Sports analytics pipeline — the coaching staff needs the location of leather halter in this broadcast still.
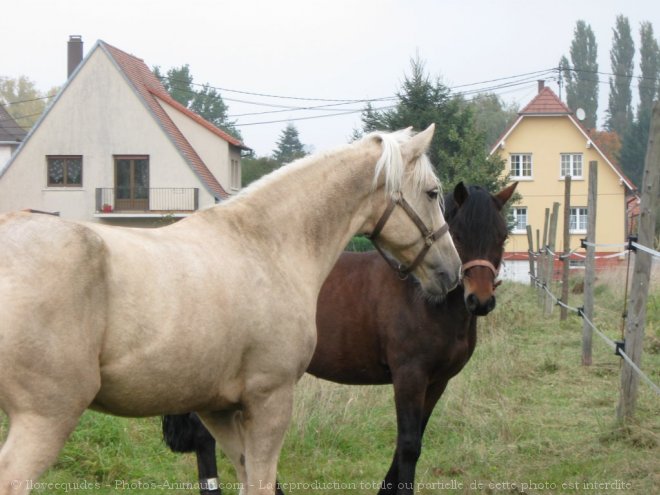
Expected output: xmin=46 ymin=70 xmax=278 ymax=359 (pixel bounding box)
xmin=461 ymin=259 xmax=501 ymax=289
xmin=369 ymin=192 xmax=450 ymax=279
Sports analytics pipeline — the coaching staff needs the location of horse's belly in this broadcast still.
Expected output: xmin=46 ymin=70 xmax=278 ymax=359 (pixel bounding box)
xmin=91 ymin=367 xmax=244 ymax=417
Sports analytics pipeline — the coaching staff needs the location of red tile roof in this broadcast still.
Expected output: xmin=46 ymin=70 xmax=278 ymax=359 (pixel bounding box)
xmin=519 ymin=87 xmax=572 ymax=115
xmin=101 ymin=41 xmax=247 ymax=200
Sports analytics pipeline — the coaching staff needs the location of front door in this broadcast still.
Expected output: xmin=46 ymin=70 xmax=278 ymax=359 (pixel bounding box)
xmin=115 ymin=157 xmax=149 ymax=211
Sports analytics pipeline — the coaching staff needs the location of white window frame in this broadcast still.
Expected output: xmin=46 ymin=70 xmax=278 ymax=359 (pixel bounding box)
xmin=230 ymin=159 xmax=240 ymax=190
xmin=569 ymin=207 xmax=588 ymax=234
xmin=510 ymin=153 xmax=533 ymax=180
xmin=511 ymin=206 xmax=528 ymax=233
xmin=560 ymin=153 xmax=583 ymax=179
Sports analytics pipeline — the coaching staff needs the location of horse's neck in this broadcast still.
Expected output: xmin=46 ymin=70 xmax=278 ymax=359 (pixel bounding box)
xmin=204 ymin=144 xmax=380 ymax=287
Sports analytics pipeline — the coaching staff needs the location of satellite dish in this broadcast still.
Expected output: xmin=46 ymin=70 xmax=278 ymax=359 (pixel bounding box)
xmin=576 ymin=108 xmax=586 ymax=121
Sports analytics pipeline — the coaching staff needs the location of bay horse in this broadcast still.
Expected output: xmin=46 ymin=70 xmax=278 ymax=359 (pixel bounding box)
xmin=0 ymin=126 xmax=462 ymax=495
xmin=162 ymin=181 xmax=517 ymax=494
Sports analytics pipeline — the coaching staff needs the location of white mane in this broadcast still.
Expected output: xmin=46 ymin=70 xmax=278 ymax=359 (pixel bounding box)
xmin=365 ymin=129 xmax=441 ymax=197
xmin=228 ymin=128 xmax=441 ymax=206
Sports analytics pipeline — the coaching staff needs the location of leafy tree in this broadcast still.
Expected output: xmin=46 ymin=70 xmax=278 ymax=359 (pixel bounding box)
xmin=589 ymin=130 xmax=622 ymax=164
xmin=360 ymin=56 xmax=506 ymax=193
xmin=153 ymin=65 xmax=241 ymax=140
xmin=0 ymin=75 xmax=57 ymax=130
xmin=619 ymin=21 xmax=659 ymax=187
xmin=467 ymin=93 xmax=519 ymax=150
xmin=241 ymin=156 xmax=282 ymax=187
xmin=637 ymin=22 xmax=660 ymax=113
xmin=154 ymin=65 xmax=194 ymax=107
xmin=560 ymin=21 xmax=599 ymax=128
xmin=606 ymin=15 xmax=635 ymax=137
xmin=272 ymin=123 xmax=308 ymax=164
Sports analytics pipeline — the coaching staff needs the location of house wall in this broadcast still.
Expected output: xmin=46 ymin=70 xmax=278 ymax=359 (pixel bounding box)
xmin=0 ymin=145 xmax=12 ymax=167
xmin=0 ymin=46 xmax=216 ymax=221
xmin=496 ymin=116 xmax=628 ymax=254
xmin=158 ymin=99 xmax=241 ymax=194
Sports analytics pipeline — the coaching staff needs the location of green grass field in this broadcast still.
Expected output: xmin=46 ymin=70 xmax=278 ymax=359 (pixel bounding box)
xmin=2 ymin=274 xmax=658 ymax=494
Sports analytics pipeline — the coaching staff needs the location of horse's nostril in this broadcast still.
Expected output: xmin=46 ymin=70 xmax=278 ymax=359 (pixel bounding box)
xmin=466 ymin=293 xmax=479 ymax=311
xmin=436 ymin=269 xmax=458 ymax=290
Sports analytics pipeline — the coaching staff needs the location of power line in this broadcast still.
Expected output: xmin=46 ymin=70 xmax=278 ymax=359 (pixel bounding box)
xmin=0 ymin=94 xmax=56 ymax=107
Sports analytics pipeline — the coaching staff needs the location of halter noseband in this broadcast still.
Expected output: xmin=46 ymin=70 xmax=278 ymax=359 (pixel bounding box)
xmin=461 ymin=259 xmax=501 ymax=289
xmin=369 ymin=192 xmax=450 ymax=279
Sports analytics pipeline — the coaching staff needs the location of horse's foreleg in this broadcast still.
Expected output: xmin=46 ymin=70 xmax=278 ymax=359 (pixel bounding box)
xmin=241 ymin=384 xmax=293 ymax=495
xmin=0 ymin=411 xmax=83 ymax=495
xmin=380 ymin=368 xmax=429 ymax=495
xmin=419 ymin=380 xmax=449 ymax=438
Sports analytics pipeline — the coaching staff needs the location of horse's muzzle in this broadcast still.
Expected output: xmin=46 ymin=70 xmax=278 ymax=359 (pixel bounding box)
xmin=465 ymin=293 xmax=496 ymax=316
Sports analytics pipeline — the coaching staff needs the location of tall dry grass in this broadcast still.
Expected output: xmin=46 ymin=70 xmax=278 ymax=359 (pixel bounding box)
xmin=1 ymin=279 xmax=658 ymax=494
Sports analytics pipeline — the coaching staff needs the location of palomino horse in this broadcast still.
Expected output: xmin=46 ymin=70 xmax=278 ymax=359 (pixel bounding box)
xmin=0 ymin=126 xmax=461 ymax=495
xmin=162 ymin=182 xmax=516 ymax=494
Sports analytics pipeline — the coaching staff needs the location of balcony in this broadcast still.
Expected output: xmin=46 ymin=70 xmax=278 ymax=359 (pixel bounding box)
xmin=95 ymin=188 xmax=199 ymax=217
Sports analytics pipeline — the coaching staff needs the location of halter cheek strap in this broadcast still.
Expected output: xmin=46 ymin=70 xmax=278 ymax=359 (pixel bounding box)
xmin=369 ymin=193 xmax=450 ymax=279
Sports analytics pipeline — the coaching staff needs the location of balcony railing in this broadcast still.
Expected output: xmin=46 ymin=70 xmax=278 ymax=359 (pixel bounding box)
xmin=95 ymin=188 xmax=199 ymax=214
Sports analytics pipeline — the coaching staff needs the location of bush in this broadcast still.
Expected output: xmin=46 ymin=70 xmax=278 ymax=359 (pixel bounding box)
xmin=345 ymin=236 xmax=374 ymax=252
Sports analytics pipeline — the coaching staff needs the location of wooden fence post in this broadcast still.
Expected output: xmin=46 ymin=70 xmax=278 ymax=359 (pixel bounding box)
xmin=560 ymin=176 xmax=572 ymax=320
xmin=617 ymin=101 xmax=660 ymax=421
xmin=544 ymin=202 xmax=560 ymax=316
xmin=539 ymin=208 xmax=550 ymax=303
xmin=526 ymin=225 xmax=535 ymax=286
xmin=582 ymin=162 xmax=598 ymax=366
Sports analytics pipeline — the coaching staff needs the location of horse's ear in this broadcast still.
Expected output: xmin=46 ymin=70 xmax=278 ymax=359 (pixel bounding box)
xmin=401 ymin=124 xmax=435 ymax=161
xmin=494 ymin=181 xmax=518 ymax=209
xmin=454 ymin=181 xmax=469 ymax=206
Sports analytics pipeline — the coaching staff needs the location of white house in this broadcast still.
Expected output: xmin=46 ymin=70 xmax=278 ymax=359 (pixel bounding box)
xmin=0 ymin=37 xmax=248 ymax=225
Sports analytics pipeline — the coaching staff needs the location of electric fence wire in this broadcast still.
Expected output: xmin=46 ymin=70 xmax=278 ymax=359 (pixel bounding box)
xmin=529 ymin=274 xmax=660 ymax=396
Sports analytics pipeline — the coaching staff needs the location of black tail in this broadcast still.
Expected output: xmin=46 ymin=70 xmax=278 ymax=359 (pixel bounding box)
xmin=162 ymin=413 xmax=212 ymax=453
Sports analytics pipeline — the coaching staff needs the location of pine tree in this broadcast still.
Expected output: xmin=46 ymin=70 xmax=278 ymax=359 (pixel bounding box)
xmin=360 ymin=56 xmax=505 ymax=192
xmin=606 ymin=15 xmax=635 ymax=136
xmin=272 ymin=123 xmax=307 ymax=164
xmin=560 ymin=21 xmax=599 ymax=129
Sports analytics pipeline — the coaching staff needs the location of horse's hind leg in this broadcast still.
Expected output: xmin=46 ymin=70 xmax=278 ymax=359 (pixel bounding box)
xmin=191 ymin=415 xmax=221 ymax=495
xmin=0 ymin=411 xmax=84 ymax=494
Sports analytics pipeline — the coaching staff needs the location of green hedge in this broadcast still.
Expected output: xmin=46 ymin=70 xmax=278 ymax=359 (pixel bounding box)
xmin=345 ymin=236 xmax=374 ymax=252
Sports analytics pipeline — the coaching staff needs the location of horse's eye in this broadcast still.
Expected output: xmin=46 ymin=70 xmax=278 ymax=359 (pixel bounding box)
xmin=427 ymin=188 xmax=439 ymax=200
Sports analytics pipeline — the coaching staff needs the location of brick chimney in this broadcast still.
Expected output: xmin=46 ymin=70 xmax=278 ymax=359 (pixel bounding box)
xmin=67 ymin=35 xmax=83 ymax=78
xmin=537 ymin=80 xmax=545 ymax=93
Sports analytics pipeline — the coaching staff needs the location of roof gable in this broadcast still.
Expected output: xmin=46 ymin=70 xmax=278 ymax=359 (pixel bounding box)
xmin=2 ymin=40 xmax=246 ymax=200
xmin=100 ymin=41 xmax=242 ymax=200
xmin=489 ymin=86 xmax=635 ymax=192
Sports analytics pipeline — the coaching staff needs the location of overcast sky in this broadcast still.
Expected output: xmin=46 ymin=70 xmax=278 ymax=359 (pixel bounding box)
xmin=2 ymin=0 xmax=659 ymax=156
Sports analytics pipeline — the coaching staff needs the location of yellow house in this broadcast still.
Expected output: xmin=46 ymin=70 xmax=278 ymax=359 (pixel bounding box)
xmin=489 ymin=81 xmax=636 ymax=274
